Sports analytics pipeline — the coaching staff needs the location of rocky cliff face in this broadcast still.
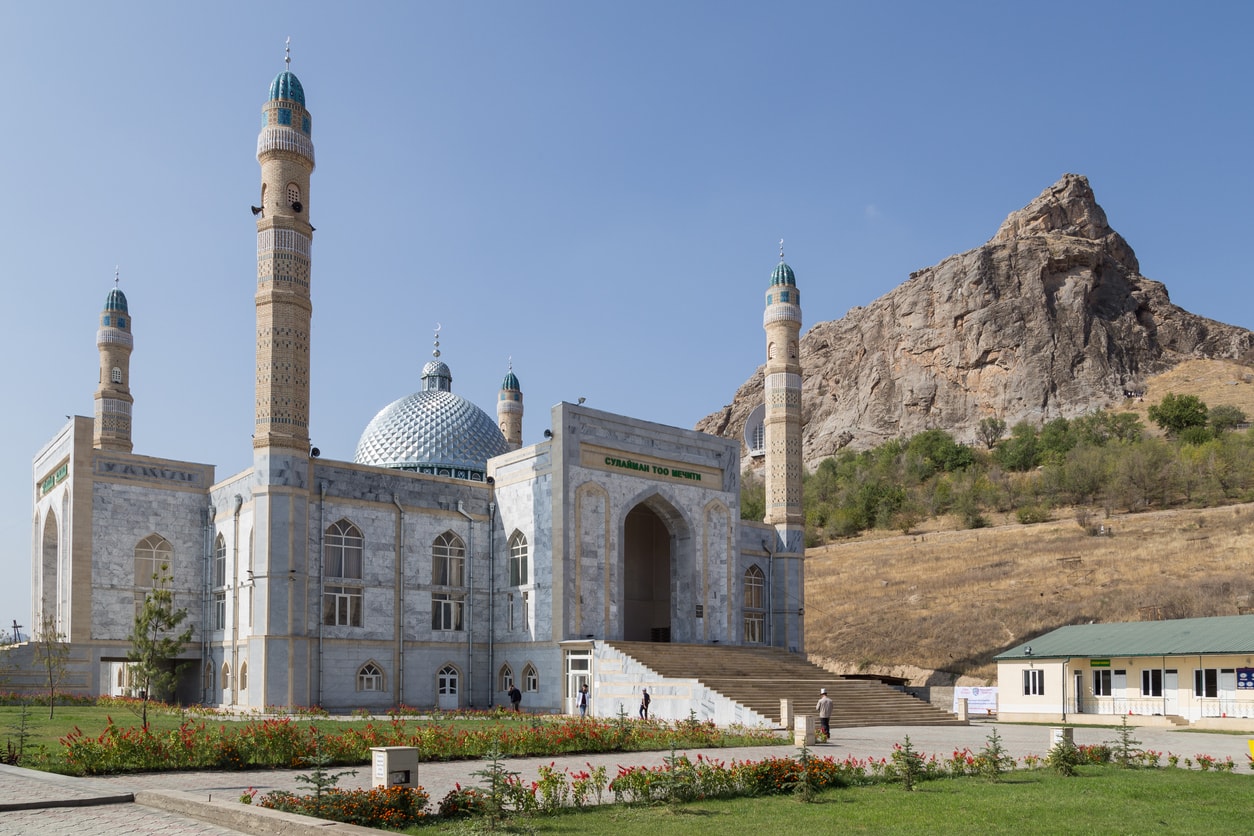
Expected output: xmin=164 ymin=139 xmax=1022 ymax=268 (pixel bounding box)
xmin=698 ymin=174 xmax=1254 ymax=464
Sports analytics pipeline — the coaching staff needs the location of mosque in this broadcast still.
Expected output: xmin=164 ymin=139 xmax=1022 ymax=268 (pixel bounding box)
xmin=28 ymin=58 xmax=806 ymax=717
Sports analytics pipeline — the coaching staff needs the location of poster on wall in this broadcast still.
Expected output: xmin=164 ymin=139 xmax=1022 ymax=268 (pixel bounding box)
xmin=1237 ymin=668 xmax=1254 ymax=690
xmin=953 ymin=686 xmax=999 ymax=714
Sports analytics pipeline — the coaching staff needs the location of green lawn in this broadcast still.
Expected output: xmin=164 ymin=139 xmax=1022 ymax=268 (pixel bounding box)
xmin=417 ymin=767 xmax=1254 ymax=835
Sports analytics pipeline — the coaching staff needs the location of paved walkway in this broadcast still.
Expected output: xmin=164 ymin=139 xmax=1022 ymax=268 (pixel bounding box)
xmin=2 ymin=721 xmax=1251 ymax=834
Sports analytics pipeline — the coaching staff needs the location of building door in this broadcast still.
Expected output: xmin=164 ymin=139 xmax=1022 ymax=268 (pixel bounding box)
xmin=623 ymin=505 xmax=671 ymax=642
xmin=1073 ymin=672 xmax=1084 ymax=714
xmin=437 ymin=665 xmax=459 ymax=710
xmin=1164 ymin=670 xmax=1179 ymax=715
xmin=565 ymin=649 xmax=591 ymax=715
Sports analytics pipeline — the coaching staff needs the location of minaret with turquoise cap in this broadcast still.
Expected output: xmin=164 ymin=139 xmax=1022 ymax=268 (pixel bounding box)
xmin=251 ymin=42 xmax=317 ymax=706
xmin=763 ymin=240 xmax=804 ymax=648
xmin=93 ymin=269 xmax=134 ymax=452
xmin=254 ymin=39 xmax=315 ymax=454
xmin=497 ymin=359 xmax=524 ymax=451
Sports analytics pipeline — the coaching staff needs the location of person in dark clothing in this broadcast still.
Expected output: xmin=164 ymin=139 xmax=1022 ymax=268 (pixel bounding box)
xmin=639 ymin=687 xmax=651 ymax=719
xmin=508 ymin=685 xmax=522 ymax=712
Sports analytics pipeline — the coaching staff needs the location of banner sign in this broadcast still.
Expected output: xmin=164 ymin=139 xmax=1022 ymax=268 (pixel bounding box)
xmin=953 ymin=686 xmax=998 ymax=714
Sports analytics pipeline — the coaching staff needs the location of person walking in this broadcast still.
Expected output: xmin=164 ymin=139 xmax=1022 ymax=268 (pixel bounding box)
xmin=508 ymin=684 xmax=522 ymax=712
xmin=639 ymin=687 xmax=651 ymax=719
xmin=577 ymin=683 xmax=589 ymax=718
xmin=816 ymin=687 xmax=833 ymax=740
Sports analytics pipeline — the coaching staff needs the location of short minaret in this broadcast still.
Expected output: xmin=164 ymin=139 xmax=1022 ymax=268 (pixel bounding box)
xmin=254 ymin=42 xmax=315 ymax=453
xmin=93 ymin=271 xmax=134 ymax=452
xmin=763 ymin=241 xmax=805 ymax=649
xmin=497 ymin=359 xmax=524 ymax=450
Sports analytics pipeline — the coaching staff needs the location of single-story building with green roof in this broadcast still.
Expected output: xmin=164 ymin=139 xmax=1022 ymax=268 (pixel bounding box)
xmin=995 ymin=614 xmax=1254 ymax=729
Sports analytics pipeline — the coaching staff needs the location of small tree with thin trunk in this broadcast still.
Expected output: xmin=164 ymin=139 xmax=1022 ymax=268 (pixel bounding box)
xmin=34 ymin=615 xmax=70 ymax=719
xmin=127 ymin=563 xmax=193 ymax=731
xmin=977 ymin=417 xmax=1007 ymax=450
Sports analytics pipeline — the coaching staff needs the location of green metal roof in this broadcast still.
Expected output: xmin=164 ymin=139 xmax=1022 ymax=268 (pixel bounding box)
xmin=995 ymin=614 xmax=1254 ymax=661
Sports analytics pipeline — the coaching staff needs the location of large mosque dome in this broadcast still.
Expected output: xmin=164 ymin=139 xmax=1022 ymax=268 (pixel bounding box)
xmin=354 ymin=354 xmax=508 ymax=482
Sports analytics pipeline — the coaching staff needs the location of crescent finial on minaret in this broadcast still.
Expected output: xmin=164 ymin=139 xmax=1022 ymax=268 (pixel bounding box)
xmin=433 ymin=323 xmax=441 ymax=359
xmin=779 ymin=238 xmax=785 ymax=262
xmin=285 ymin=37 xmax=291 ymax=70
xmin=114 ymin=265 xmax=120 ymax=287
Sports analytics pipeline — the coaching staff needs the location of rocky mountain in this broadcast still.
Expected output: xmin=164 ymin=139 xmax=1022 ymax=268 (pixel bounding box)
xmin=698 ymin=174 xmax=1254 ymax=464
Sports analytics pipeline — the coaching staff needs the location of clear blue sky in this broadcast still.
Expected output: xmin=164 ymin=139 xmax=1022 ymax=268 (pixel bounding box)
xmin=2 ymin=1 xmax=1251 ymax=631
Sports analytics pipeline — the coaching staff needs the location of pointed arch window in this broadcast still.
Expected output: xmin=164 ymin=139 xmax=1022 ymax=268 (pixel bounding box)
xmin=203 ymin=661 xmax=214 ymax=693
xmin=433 ymin=532 xmax=465 ymax=586
xmin=134 ymin=534 xmax=172 ymax=588
xmin=325 ymin=520 xmax=363 ymax=579
xmin=221 ymin=661 xmax=232 ymax=695
xmin=523 ymin=663 xmax=539 ymax=693
xmin=743 ymin=565 xmax=765 ymax=644
xmin=239 ymin=661 xmax=248 ymax=691
xmin=498 ymin=663 xmax=514 ymax=692
xmin=508 ymin=532 xmax=528 ymax=586
xmin=358 ymin=661 xmax=384 ymax=692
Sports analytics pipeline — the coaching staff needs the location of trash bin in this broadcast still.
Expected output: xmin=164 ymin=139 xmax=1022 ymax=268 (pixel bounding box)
xmin=371 ymin=746 xmax=419 ymax=789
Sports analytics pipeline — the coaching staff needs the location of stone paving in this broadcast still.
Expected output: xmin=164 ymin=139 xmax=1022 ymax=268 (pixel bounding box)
xmin=1 ymin=721 xmax=1251 ymax=835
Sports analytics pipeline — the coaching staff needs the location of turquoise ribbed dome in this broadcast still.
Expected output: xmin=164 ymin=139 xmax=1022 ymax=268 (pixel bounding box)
xmin=501 ymin=371 xmax=520 ymax=391
xmin=104 ymin=288 xmax=128 ymax=313
xmin=269 ymin=71 xmax=305 ymax=105
xmin=770 ymin=261 xmax=796 ymax=287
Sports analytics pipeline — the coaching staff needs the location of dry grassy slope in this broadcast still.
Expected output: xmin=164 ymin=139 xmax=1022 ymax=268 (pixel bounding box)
xmin=1116 ymin=358 xmax=1254 ymax=431
xmin=805 ymin=503 xmax=1254 ymax=686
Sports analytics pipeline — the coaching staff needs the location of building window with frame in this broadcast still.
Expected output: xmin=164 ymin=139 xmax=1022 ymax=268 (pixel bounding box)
xmin=432 ymin=593 xmax=464 ymax=631
xmin=506 ymin=593 xmax=515 ymax=630
xmin=221 ymin=662 xmax=232 ymax=694
xmin=743 ymin=565 xmax=765 ymax=644
xmin=433 ymin=531 xmax=465 ymax=586
xmin=358 ymin=662 xmax=384 ymax=692
xmin=213 ymin=534 xmax=227 ymax=588
xmin=1023 ymin=668 xmax=1045 ymax=696
xmin=522 ymin=591 xmax=530 ymax=631
xmin=213 ymin=591 xmax=226 ymax=631
xmin=498 ymin=664 xmax=514 ymax=692
xmin=1141 ymin=669 xmax=1163 ymax=697
xmin=239 ymin=661 xmax=248 ymax=691
xmin=508 ymin=532 xmax=528 ymax=586
xmin=111 ymin=366 xmax=123 ymax=384
xmin=134 ymin=534 xmax=172 ymax=588
xmin=1195 ymin=668 xmax=1219 ymax=698
xmin=523 ymin=663 xmax=538 ymax=693
xmin=1094 ymin=669 xmax=1113 ymax=697
xmin=203 ymin=662 xmax=214 ymax=693
xmin=323 ymin=585 xmax=363 ymax=627
xmin=325 ymin=520 xmax=363 ymax=579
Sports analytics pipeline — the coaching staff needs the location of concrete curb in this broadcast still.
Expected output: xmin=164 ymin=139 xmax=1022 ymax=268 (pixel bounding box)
xmin=135 ymin=790 xmax=383 ymax=836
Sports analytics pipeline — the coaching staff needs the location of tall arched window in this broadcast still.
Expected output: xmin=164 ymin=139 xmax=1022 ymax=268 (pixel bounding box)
xmin=508 ymin=532 xmax=528 ymax=586
xmin=432 ymin=532 xmax=466 ymax=632
xmin=523 ymin=663 xmax=539 ymax=693
xmin=323 ymin=520 xmax=364 ymax=628
xmin=134 ymin=534 xmax=172 ymax=588
xmin=213 ymin=534 xmax=227 ymax=630
xmin=743 ymin=565 xmax=765 ymax=644
xmin=239 ymin=661 xmax=248 ymax=691
xmin=221 ymin=661 xmax=232 ymax=695
xmin=498 ymin=664 xmax=514 ymax=692
xmin=203 ymin=661 xmax=214 ymax=693
xmin=286 ymin=182 xmax=301 ymax=209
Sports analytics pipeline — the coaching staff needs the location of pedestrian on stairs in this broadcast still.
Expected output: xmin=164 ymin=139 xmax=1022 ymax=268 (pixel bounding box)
xmin=639 ymin=687 xmax=651 ymax=719
xmin=816 ymin=688 xmax=833 ymax=740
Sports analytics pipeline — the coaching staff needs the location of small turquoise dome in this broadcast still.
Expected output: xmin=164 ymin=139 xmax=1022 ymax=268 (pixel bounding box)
xmin=770 ymin=261 xmax=796 ymax=287
xmin=501 ymin=371 xmax=521 ymax=391
xmin=104 ymin=287 xmax=128 ymax=313
xmin=269 ymin=71 xmax=305 ymax=106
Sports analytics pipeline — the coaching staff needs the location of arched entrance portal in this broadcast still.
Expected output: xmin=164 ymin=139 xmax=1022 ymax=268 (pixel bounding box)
xmin=623 ymin=505 xmax=672 ymax=641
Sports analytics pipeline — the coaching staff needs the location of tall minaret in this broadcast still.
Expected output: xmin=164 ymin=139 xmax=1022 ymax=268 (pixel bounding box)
xmin=93 ymin=271 xmax=134 ymax=452
xmin=254 ymin=41 xmax=315 ymax=454
xmin=251 ymin=45 xmax=317 ymax=708
xmin=763 ymin=241 xmax=804 ymax=648
xmin=497 ymin=359 xmax=524 ymax=451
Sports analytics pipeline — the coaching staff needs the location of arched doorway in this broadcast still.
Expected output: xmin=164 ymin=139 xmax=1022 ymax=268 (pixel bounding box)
xmin=41 ymin=511 xmax=58 ymax=623
xmin=623 ymin=505 xmax=672 ymax=641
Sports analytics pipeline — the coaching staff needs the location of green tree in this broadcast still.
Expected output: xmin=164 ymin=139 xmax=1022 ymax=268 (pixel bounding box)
xmin=995 ymin=421 xmax=1040 ymax=471
xmin=1147 ymin=393 xmax=1208 ymax=437
xmin=976 ymin=417 xmax=1006 ymax=450
xmin=1037 ymin=417 xmax=1076 ymax=465
xmin=1208 ymin=404 xmax=1247 ymax=434
xmin=739 ymin=470 xmax=765 ymax=521
xmin=128 ymin=563 xmax=193 ymax=731
xmin=33 ymin=615 xmax=70 ymax=719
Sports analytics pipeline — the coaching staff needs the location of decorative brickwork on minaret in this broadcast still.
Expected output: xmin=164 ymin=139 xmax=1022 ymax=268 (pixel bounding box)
xmin=254 ymin=52 xmax=315 ymax=453
xmin=763 ymin=243 xmax=803 ymax=530
xmin=93 ymin=277 xmax=134 ymax=452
